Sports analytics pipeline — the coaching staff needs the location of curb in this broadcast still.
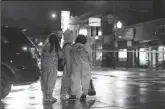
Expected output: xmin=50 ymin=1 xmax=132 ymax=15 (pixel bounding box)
xmin=92 ymin=67 xmax=165 ymax=73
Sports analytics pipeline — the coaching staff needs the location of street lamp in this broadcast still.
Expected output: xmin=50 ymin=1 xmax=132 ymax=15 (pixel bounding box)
xmin=51 ymin=13 xmax=56 ymax=19
xmin=116 ymin=21 xmax=122 ymax=29
xmin=38 ymin=42 xmax=43 ymax=47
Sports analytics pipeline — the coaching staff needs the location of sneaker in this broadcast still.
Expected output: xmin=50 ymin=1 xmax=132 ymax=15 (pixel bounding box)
xmin=80 ymin=94 xmax=86 ymax=100
xmin=50 ymin=96 xmax=57 ymax=102
xmin=43 ymin=95 xmax=57 ymax=103
xmin=43 ymin=98 xmax=57 ymax=103
xmin=69 ymin=95 xmax=77 ymax=100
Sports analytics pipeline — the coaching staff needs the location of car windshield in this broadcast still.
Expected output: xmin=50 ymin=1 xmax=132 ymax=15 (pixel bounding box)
xmin=1 ymin=27 xmax=32 ymax=46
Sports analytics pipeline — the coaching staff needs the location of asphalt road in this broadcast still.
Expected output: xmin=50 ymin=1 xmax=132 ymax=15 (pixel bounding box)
xmin=1 ymin=69 xmax=165 ymax=109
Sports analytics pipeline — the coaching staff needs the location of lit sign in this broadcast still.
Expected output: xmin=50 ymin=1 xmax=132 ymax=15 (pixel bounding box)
xmin=88 ymin=18 xmax=101 ymax=27
xmin=123 ymin=28 xmax=135 ymax=40
xmin=79 ymin=28 xmax=87 ymax=36
xmin=61 ymin=11 xmax=70 ymax=32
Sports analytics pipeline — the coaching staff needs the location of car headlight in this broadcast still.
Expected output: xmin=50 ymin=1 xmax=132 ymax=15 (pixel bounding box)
xmin=21 ymin=46 xmax=28 ymax=52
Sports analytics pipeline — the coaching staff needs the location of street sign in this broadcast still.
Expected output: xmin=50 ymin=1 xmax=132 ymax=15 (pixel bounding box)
xmin=89 ymin=18 xmax=101 ymax=27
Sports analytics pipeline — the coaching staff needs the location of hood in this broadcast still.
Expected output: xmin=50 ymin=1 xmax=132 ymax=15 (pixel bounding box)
xmin=73 ymin=43 xmax=87 ymax=52
xmin=63 ymin=29 xmax=75 ymax=44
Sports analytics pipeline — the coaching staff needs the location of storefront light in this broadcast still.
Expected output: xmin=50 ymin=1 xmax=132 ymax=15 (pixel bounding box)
xmin=79 ymin=28 xmax=87 ymax=36
xmin=118 ymin=36 xmax=122 ymax=38
xmin=95 ymin=36 xmax=99 ymax=39
xmin=98 ymin=30 xmax=102 ymax=36
xmin=139 ymin=48 xmax=149 ymax=66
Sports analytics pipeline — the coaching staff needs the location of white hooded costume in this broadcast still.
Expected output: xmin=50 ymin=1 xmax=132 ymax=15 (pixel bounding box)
xmin=70 ymin=41 xmax=92 ymax=96
xmin=60 ymin=29 xmax=75 ymax=99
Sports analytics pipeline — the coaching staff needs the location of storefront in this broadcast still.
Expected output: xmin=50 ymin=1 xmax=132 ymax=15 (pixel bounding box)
xmin=115 ymin=42 xmax=165 ymax=69
xmin=138 ymin=47 xmax=149 ymax=67
xmin=134 ymin=45 xmax=165 ymax=69
xmin=76 ymin=17 xmax=103 ymax=67
xmin=115 ymin=18 xmax=165 ymax=69
xmin=158 ymin=46 xmax=165 ymax=68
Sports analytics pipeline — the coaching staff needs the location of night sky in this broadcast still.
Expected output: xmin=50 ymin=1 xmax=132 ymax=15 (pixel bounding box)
xmin=1 ymin=1 xmax=164 ymax=33
xmin=1 ymin=1 xmax=107 ymax=30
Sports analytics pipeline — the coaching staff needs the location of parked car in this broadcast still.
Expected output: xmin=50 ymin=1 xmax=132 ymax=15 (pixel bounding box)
xmin=1 ymin=26 xmax=41 ymax=99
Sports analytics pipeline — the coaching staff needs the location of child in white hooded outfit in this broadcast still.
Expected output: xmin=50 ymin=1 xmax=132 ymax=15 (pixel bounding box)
xmin=60 ymin=29 xmax=75 ymax=99
xmin=69 ymin=34 xmax=92 ymax=100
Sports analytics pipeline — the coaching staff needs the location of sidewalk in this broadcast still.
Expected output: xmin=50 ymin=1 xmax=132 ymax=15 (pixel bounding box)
xmin=57 ymin=68 xmax=165 ymax=83
xmin=92 ymin=67 xmax=165 ymax=73
xmin=91 ymin=67 xmax=165 ymax=83
xmin=58 ymin=67 xmax=165 ymax=78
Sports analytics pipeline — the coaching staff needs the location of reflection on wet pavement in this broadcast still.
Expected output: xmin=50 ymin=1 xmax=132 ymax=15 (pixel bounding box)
xmin=1 ymin=70 xmax=165 ymax=109
xmin=43 ymin=100 xmax=96 ymax=109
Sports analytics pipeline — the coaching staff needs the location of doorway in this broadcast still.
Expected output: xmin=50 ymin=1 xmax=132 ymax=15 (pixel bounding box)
xmin=151 ymin=49 xmax=157 ymax=68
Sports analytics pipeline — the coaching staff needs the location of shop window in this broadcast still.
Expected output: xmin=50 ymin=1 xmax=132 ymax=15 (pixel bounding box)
xmin=96 ymin=45 xmax=102 ymax=61
xmin=79 ymin=28 xmax=87 ymax=36
xmin=164 ymin=47 xmax=165 ymax=61
xmin=139 ymin=48 xmax=149 ymax=66
xmin=96 ymin=51 xmax=102 ymax=61
xmin=158 ymin=46 xmax=165 ymax=61
xmin=118 ymin=49 xmax=127 ymax=61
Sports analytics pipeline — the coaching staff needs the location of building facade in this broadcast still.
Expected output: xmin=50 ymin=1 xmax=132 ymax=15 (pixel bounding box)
xmin=116 ymin=18 xmax=165 ymax=69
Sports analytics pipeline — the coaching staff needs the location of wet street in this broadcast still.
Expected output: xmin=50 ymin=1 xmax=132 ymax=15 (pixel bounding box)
xmin=1 ymin=69 xmax=165 ymax=109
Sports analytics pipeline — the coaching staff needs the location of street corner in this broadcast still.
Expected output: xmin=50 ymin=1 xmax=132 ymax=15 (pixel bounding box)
xmin=1 ymin=74 xmax=165 ymax=109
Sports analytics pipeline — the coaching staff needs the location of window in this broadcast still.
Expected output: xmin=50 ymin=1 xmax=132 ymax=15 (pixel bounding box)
xmin=96 ymin=44 xmax=102 ymax=61
xmin=139 ymin=48 xmax=149 ymax=66
xmin=2 ymin=28 xmax=31 ymax=46
xmin=1 ymin=35 xmax=9 ymax=43
xmin=79 ymin=28 xmax=87 ymax=36
xmin=164 ymin=47 xmax=165 ymax=61
xmin=118 ymin=49 xmax=127 ymax=61
xmin=158 ymin=46 xmax=165 ymax=61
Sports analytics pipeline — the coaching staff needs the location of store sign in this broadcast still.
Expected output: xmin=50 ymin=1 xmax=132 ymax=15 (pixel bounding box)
xmin=123 ymin=28 xmax=135 ymax=40
xmin=61 ymin=11 xmax=70 ymax=32
xmin=127 ymin=41 xmax=132 ymax=47
xmin=79 ymin=28 xmax=87 ymax=36
xmin=88 ymin=18 xmax=101 ymax=27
